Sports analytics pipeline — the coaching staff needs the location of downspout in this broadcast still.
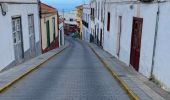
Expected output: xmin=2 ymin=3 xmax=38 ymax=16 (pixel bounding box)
xmin=102 ymin=0 xmax=106 ymax=49
xmin=57 ymin=11 xmax=60 ymax=46
xmin=38 ymin=0 xmax=43 ymax=54
xmin=150 ymin=1 xmax=160 ymax=80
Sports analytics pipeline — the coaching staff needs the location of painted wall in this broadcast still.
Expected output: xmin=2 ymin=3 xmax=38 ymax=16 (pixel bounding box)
xmin=0 ymin=3 xmax=40 ymax=70
xmin=102 ymin=1 xmax=170 ymax=91
xmin=63 ymin=11 xmax=77 ymax=25
xmin=41 ymin=14 xmax=59 ymax=51
xmin=103 ymin=2 xmax=157 ymax=77
xmin=82 ymin=4 xmax=91 ymax=42
xmin=59 ymin=22 xmax=65 ymax=46
xmin=153 ymin=2 xmax=170 ymax=91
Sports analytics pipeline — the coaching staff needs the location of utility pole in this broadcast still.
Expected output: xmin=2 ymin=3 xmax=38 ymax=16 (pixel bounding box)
xmin=62 ymin=9 xmax=65 ymax=20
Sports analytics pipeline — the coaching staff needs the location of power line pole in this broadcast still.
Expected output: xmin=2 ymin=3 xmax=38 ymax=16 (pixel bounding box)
xmin=62 ymin=9 xmax=65 ymax=19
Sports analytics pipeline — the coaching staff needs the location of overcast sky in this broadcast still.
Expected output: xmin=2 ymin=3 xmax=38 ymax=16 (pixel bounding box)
xmin=41 ymin=0 xmax=89 ymax=12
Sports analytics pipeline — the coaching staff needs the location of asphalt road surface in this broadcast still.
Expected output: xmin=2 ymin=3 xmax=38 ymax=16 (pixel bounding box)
xmin=0 ymin=38 xmax=130 ymax=100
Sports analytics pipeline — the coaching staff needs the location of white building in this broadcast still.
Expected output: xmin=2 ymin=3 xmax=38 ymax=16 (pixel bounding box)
xmin=59 ymin=18 xmax=65 ymax=46
xmin=0 ymin=0 xmax=41 ymax=71
xmin=88 ymin=0 xmax=170 ymax=91
xmin=90 ymin=0 xmax=104 ymax=47
xmin=62 ymin=10 xmax=77 ymax=25
xmin=82 ymin=4 xmax=91 ymax=42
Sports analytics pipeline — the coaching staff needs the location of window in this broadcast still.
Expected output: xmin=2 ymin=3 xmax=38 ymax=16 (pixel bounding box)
xmin=12 ymin=18 xmax=22 ymax=44
xmin=28 ymin=14 xmax=34 ymax=36
xmin=52 ymin=17 xmax=56 ymax=40
xmin=70 ymin=18 xmax=73 ymax=21
xmin=107 ymin=12 xmax=110 ymax=31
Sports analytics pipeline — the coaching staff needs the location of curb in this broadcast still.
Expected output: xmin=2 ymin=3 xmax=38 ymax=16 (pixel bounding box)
xmin=0 ymin=44 xmax=70 ymax=93
xmin=88 ymin=43 xmax=139 ymax=100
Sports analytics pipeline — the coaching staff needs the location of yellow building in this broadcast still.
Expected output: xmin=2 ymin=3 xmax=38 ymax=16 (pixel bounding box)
xmin=76 ymin=5 xmax=83 ymax=39
xmin=40 ymin=3 xmax=59 ymax=53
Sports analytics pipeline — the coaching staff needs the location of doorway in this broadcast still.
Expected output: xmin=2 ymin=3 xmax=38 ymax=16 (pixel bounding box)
xmin=46 ymin=20 xmax=50 ymax=48
xmin=28 ymin=14 xmax=36 ymax=57
xmin=100 ymin=29 xmax=103 ymax=47
xmin=12 ymin=17 xmax=24 ymax=63
xmin=130 ymin=17 xmax=143 ymax=71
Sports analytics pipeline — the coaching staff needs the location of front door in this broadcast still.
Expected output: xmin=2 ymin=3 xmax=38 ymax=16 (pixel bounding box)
xmin=12 ymin=17 xmax=24 ymax=63
xmin=46 ymin=20 xmax=50 ymax=48
xmin=60 ymin=29 xmax=62 ymax=46
xmin=130 ymin=17 xmax=143 ymax=71
xmin=28 ymin=15 xmax=36 ymax=57
xmin=100 ymin=29 xmax=103 ymax=47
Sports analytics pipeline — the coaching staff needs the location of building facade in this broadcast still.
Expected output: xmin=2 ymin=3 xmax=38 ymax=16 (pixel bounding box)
xmin=82 ymin=4 xmax=91 ymax=42
xmin=63 ymin=11 xmax=77 ymax=35
xmin=76 ymin=5 xmax=83 ymax=39
xmin=40 ymin=3 xmax=60 ymax=53
xmin=59 ymin=17 xmax=65 ymax=47
xmin=0 ymin=0 xmax=41 ymax=71
xmin=86 ymin=0 xmax=170 ymax=91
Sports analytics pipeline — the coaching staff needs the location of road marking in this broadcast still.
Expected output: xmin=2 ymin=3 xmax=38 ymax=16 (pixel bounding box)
xmin=88 ymin=43 xmax=139 ymax=100
xmin=0 ymin=45 xmax=70 ymax=93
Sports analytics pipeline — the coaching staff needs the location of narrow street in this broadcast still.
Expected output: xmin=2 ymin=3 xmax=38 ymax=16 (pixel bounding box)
xmin=0 ymin=38 xmax=129 ymax=100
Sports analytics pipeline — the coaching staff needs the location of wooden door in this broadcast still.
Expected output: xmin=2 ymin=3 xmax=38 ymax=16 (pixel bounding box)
xmin=12 ymin=17 xmax=24 ymax=63
xmin=60 ymin=29 xmax=62 ymax=46
xmin=28 ymin=14 xmax=36 ymax=57
xmin=46 ymin=20 xmax=50 ymax=48
xmin=130 ymin=17 xmax=143 ymax=71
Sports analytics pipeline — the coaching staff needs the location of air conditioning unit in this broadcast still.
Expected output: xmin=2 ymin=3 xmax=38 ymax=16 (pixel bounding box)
xmin=139 ymin=0 xmax=154 ymax=2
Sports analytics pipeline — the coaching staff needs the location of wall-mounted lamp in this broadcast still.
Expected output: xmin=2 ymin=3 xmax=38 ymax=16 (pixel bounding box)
xmin=0 ymin=3 xmax=8 ymax=16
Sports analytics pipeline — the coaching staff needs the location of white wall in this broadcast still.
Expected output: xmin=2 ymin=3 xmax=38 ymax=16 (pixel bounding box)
xmin=0 ymin=3 xmax=40 ymax=70
xmin=153 ymin=2 xmax=170 ymax=91
xmin=103 ymin=2 xmax=158 ymax=78
xmin=59 ymin=22 xmax=65 ymax=46
xmin=82 ymin=4 xmax=91 ymax=42
xmin=63 ymin=11 xmax=77 ymax=25
xmin=103 ymin=1 xmax=170 ymax=91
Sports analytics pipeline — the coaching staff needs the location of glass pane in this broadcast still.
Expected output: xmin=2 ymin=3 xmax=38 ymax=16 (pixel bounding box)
xmin=17 ymin=31 xmax=21 ymax=41
xmin=12 ymin=21 xmax=15 ymax=32
xmin=13 ymin=32 xmax=17 ymax=43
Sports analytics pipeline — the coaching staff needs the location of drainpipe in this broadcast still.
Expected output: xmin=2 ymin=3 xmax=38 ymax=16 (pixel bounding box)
xmin=150 ymin=1 xmax=160 ymax=80
xmin=38 ymin=0 xmax=43 ymax=54
xmin=102 ymin=0 xmax=106 ymax=49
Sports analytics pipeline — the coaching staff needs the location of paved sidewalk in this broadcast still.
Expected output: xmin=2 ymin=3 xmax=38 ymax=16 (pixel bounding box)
xmin=0 ymin=42 xmax=69 ymax=93
xmin=88 ymin=42 xmax=170 ymax=100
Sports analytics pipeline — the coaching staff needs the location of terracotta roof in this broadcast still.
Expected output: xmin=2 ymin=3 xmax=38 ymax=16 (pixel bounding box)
xmin=40 ymin=3 xmax=57 ymax=14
